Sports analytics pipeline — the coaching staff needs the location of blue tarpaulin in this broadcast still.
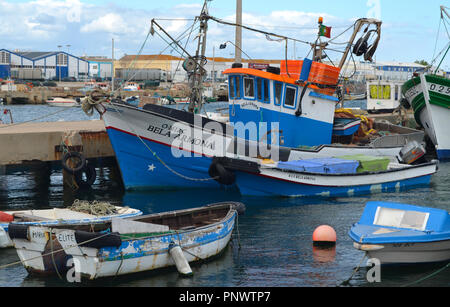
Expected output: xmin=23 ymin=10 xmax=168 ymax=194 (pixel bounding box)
xmin=277 ymin=158 xmax=359 ymax=174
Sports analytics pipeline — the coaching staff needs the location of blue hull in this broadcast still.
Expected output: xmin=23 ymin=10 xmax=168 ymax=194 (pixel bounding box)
xmin=436 ymin=149 xmax=450 ymax=160
xmin=106 ymin=127 xmax=222 ymax=190
xmin=234 ymin=172 xmax=433 ymax=197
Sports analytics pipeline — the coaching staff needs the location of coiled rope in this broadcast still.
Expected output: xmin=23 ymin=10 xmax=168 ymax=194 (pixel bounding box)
xmin=68 ymin=199 xmax=121 ymax=216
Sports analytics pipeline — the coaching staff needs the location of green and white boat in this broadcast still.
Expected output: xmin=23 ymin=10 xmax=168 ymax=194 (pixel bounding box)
xmin=401 ymin=6 xmax=450 ymax=160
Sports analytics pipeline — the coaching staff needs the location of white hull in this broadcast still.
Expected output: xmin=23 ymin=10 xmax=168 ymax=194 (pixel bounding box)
xmin=354 ymin=240 xmax=450 ymax=265
xmin=418 ymin=102 xmax=450 ymax=155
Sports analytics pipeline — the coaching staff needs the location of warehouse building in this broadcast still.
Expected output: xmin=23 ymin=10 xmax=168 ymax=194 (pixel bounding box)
xmin=0 ymin=48 xmax=90 ymax=80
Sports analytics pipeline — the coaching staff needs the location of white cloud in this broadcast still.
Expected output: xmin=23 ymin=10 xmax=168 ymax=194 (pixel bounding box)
xmin=81 ymin=13 xmax=130 ymax=34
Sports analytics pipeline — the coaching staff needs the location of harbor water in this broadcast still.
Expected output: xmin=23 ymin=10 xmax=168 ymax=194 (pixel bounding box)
xmin=0 ymin=103 xmax=449 ymax=287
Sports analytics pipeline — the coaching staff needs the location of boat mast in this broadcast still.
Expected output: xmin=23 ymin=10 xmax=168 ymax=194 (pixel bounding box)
xmin=188 ymin=0 xmax=209 ymax=113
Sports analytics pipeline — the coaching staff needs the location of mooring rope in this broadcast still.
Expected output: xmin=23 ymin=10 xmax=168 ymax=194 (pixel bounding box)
xmin=83 ymin=94 xmax=220 ymax=182
xmin=401 ymin=262 xmax=450 ymax=287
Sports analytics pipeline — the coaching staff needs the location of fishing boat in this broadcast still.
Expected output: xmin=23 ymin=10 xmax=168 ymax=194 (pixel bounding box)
xmin=123 ymin=82 xmax=140 ymax=91
xmin=366 ymin=79 xmax=404 ymax=113
xmin=46 ymin=97 xmax=80 ymax=107
xmin=82 ymin=2 xmax=425 ymax=191
xmin=9 ymin=202 xmax=243 ymax=278
xmin=0 ymin=203 xmax=142 ymax=248
xmin=401 ymin=6 xmax=450 ymax=160
xmin=349 ymin=201 xmax=450 ymax=265
xmin=210 ymin=155 xmax=438 ymax=197
xmin=332 ymin=118 xmax=361 ymax=137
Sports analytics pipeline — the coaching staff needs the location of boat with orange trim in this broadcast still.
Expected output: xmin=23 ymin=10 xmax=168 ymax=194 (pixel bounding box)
xmin=82 ymin=2 xmax=426 ymax=191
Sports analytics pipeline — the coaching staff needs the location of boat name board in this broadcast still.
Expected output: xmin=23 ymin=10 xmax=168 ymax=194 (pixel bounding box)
xmin=429 ymin=83 xmax=450 ymax=96
xmin=404 ymin=82 xmax=450 ymax=103
xmin=29 ymin=227 xmax=49 ymax=243
xmin=287 ymin=173 xmax=317 ymax=182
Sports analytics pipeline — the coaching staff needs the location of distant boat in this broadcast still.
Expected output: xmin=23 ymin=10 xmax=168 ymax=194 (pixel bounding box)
xmin=9 ymin=202 xmax=242 ymax=278
xmin=46 ymin=97 xmax=80 ymax=107
xmin=0 ymin=206 xmax=142 ymax=248
xmin=332 ymin=117 xmax=361 ymax=137
xmin=123 ymin=83 xmax=140 ymax=91
xmin=366 ymin=79 xmax=404 ymax=113
xmin=349 ymin=201 xmax=450 ymax=265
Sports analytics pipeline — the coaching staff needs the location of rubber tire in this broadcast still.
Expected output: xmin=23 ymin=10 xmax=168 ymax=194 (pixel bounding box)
xmin=62 ymin=152 xmax=86 ymax=174
xmin=209 ymin=162 xmax=235 ymax=186
xmin=8 ymin=224 xmax=29 ymax=240
xmin=74 ymin=162 xmax=97 ymax=188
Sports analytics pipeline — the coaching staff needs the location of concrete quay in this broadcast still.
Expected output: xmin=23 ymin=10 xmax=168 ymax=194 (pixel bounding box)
xmin=0 ymin=120 xmax=114 ymax=167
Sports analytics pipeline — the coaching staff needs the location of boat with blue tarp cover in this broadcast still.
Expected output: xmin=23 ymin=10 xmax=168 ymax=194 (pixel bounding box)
xmin=349 ymin=201 xmax=450 ymax=265
xmin=211 ymin=156 xmax=438 ymax=197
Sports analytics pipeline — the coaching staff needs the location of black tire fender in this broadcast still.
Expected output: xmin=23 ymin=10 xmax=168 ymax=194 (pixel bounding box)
xmin=62 ymin=152 xmax=86 ymax=174
xmin=75 ymin=231 xmax=122 ymax=249
xmin=8 ymin=224 xmax=29 ymax=240
xmin=208 ymin=162 xmax=235 ymax=186
xmin=74 ymin=162 xmax=97 ymax=188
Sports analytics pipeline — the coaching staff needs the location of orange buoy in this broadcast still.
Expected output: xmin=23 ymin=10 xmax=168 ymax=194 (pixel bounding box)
xmin=312 ymin=225 xmax=337 ymax=247
xmin=0 ymin=211 xmax=14 ymax=223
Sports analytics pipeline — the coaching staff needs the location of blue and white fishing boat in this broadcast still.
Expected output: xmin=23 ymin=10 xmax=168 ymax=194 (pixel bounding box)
xmin=332 ymin=118 xmax=362 ymax=137
xmin=10 ymin=202 xmax=242 ymax=278
xmin=83 ymin=3 xmax=424 ymax=191
xmin=0 ymin=205 xmax=142 ymax=248
xmin=349 ymin=201 xmax=450 ymax=265
xmin=211 ymin=156 xmax=438 ymax=197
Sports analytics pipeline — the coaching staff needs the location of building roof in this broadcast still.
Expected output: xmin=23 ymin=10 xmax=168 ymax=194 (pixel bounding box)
xmin=15 ymin=51 xmax=56 ymax=60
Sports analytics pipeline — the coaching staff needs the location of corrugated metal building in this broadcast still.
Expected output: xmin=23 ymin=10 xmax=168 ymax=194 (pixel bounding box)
xmin=0 ymin=49 xmax=90 ymax=80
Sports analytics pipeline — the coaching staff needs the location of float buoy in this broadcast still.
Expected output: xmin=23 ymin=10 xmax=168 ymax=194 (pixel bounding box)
xmin=312 ymin=225 xmax=337 ymax=247
xmin=0 ymin=211 xmax=14 ymax=223
xmin=169 ymin=242 xmax=193 ymax=277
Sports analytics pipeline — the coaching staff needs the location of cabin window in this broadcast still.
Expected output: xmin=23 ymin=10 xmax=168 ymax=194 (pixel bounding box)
xmin=229 ymin=76 xmax=236 ymax=99
xmin=257 ymin=78 xmax=263 ymax=101
xmin=370 ymin=85 xmax=391 ymax=100
xmin=284 ymin=85 xmax=297 ymax=108
xmin=374 ymin=207 xmax=429 ymax=231
xmin=264 ymin=79 xmax=270 ymax=103
xmin=244 ymin=77 xmax=255 ymax=99
xmin=256 ymin=78 xmax=270 ymax=103
xmin=228 ymin=76 xmax=242 ymax=99
xmin=274 ymin=82 xmax=283 ymax=106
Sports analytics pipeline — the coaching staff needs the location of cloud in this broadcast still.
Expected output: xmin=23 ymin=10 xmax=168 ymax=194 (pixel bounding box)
xmin=81 ymin=13 xmax=130 ymax=34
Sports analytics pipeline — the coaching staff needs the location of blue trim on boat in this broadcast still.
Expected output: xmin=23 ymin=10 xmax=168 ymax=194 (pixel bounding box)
xmin=309 ymin=91 xmax=339 ymax=102
xmin=234 ymin=171 xmax=433 ymax=197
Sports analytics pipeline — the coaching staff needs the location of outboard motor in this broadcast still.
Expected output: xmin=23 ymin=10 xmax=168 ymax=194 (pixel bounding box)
xmin=398 ymin=141 xmax=426 ymax=164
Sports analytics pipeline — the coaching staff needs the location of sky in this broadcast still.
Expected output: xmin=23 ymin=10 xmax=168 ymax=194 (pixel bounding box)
xmin=0 ymin=0 xmax=449 ymax=70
